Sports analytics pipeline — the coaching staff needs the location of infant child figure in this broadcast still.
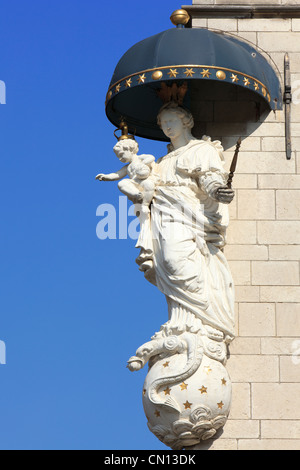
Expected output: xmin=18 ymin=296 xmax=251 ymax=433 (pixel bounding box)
xmin=96 ymin=138 xmax=156 ymax=216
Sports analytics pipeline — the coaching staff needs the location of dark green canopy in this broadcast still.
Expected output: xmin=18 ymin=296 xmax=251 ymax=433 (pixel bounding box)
xmin=106 ymin=26 xmax=282 ymax=141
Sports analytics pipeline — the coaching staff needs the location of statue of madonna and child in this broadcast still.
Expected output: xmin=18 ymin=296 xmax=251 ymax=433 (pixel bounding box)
xmin=96 ymin=101 xmax=236 ymax=450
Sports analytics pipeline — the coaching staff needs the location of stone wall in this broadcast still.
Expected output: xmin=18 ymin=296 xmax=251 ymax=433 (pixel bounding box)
xmin=189 ymin=0 xmax=300 ymax=450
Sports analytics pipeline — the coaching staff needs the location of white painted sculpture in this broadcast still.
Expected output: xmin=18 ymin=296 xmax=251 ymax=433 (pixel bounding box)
xmin=97 ymin=102 xmax=235 ymax=450
xmin=96 ymin=138 xmax=156 ymax=210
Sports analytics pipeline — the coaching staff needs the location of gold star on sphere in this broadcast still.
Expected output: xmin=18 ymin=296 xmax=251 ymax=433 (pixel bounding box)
xmin=184 ymin=401 xmax=192 ymax=409
xmin=180 ymin=382 xmax=188 ymax=391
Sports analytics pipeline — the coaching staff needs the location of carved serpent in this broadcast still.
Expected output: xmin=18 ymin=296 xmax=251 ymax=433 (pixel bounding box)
xmin=147 ymin=332 xmax=204 ymax=413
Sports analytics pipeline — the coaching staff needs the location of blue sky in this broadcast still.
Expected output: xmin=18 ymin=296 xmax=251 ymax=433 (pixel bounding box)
xmin=0 ymin=0 xmax=187 ymax=450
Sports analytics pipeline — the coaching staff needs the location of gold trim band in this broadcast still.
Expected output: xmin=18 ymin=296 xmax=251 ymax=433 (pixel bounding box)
xmin=106 ymin=64 xmax=272 ymax=104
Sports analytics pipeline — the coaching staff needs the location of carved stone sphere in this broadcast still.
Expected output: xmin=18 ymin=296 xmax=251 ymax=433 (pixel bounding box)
xmin=142 ymin=353 xmax=232 ymax=450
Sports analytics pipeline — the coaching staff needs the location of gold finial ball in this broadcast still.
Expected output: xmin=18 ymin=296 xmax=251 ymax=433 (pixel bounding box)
xmin=170 ymin=9 xmax=190 ymax=27
xmin=216 ymin=70 xmax=226 ymax=80
xmin=152 ymin=70 xmax=163 ymax=81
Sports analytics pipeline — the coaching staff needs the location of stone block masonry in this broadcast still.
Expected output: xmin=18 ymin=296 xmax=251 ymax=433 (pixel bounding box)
xmin=190 ymin=0 xmax=300 ymax=450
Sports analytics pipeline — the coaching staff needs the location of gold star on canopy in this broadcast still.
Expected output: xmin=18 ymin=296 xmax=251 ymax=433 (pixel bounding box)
xmin=243 ymin=77 xmax=250 ymax=86
xmin=231 ymin=74 xmax=239 ymax=83
xmin=164 ymin=387 xmax=171 ymax=395
xmin=143 ymin=389 xmax=146 ymax=396
xmin=184 ymin=401 xmax=192 ymax=410
xmin=253 ymin=81 xmax=259 ymax=91
xmin=138 ymin=74 xmax=146 ymax=84
xmin=201 ymin=69 xmax=211 ymax=78
xmin=221 ymin=378 xmax=227 ymax=386
xmin=125 ymin=78 xmax=132 ymax=88
xmin=204 ymin=366 xmax=212 ymax=375
xmin=163 ymin=361 xmax=170 ymax=368
xmin=168 ymin=68 xmax=179 ymax=78
xmin=184 ymin=68 xmax=195 ymax=77
xmin=154 ymin=410 xmax=161 ymax=417
xmin=199 ymin=386 xmax=207 ymax=394
xmin=115 ymin=84 xmax=121 ymax=93
xmin=217 ymin=401 xmax=224 ymax=409
xmin=180 ymin=382 xmax=188 ymax=391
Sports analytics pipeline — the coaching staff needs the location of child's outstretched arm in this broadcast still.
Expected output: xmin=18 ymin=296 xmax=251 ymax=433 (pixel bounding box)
xmin=95 ymin=164 xmax=128 ymax=181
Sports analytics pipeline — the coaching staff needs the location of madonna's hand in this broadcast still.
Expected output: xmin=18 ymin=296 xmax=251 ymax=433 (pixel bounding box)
xmin=214 ymin=185 xmax=235 ymax=204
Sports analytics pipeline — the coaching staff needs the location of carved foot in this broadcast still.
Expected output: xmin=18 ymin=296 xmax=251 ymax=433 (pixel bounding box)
xmin=127 ymin=335 xmax=185 ymax=372
xmin=127 ymin=356 xmax=145 ymax=371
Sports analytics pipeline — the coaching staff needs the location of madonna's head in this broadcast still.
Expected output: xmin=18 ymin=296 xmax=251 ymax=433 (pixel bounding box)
xmin=157 ymin=102 xmax=194 ymax=132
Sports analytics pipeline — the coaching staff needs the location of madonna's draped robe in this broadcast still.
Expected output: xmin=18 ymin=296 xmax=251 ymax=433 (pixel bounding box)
xmin=136 ymin=138 xmax=235 ymax=340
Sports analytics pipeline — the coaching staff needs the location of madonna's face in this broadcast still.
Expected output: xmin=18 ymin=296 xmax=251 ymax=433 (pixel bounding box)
xmin=159 ymin=110 xmax=185 ymax=140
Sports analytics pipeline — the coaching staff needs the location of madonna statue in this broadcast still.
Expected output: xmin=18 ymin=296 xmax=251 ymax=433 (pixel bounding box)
xmin=98 ymin=101 xmax=236 ymax=450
